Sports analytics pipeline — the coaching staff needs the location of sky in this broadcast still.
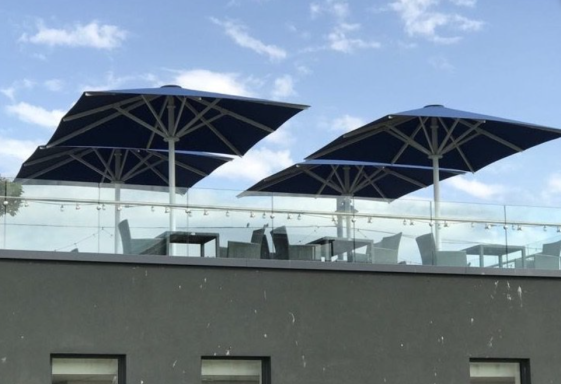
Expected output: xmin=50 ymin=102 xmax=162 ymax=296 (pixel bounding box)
xmin=1 ymin=0 xmax=561 ymax=208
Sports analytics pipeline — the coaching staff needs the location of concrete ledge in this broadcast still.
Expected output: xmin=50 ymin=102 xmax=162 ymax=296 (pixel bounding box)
xmin=1 ymin=248 xmax=560 ymax=278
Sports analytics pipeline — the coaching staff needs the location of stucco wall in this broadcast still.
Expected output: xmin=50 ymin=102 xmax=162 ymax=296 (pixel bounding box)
xmin=0 ymin=253 xmax=559 ymax=383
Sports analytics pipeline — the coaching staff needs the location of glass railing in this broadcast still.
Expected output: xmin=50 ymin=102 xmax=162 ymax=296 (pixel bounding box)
xmin=1 ymin=179 xmax=561 ymax=272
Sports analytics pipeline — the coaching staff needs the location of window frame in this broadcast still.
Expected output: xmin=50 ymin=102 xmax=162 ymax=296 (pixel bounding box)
xmin=469 ymin=358 xmax=531 ymax=384
xmin=201 ymin=356 xmax=271 ymax=384
xmin=51 ymin=353 xmax=126 ymax=384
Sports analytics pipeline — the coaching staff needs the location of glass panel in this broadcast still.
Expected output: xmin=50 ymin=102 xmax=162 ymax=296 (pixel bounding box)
xmin=470 ymin=361 xmax=521 ymax=384
xmin=202 ymin=359 xmax=262 ymax=384
xmin=52 ymin=357 xmax=119 ymax=384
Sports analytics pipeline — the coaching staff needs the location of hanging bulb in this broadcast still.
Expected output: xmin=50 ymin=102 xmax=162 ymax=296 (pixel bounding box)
xmin=503 ymin=224 xmax=508 ymax=230
xmin=517 ymin=225 xmax=522 ymax=231
xmin=165 ymin=207 xmax=170 ymax=213
xmin=23 ymin=200 xmax=29 ymax=207
xmin=557 ymin=226 xmax=561 ymax=233
xmin=204 ymin=209 xmax=209 ymax=216
xmin=75 ymin=204 xmax=81 ymax=210
xmin=485 ymin=224 xmax=491 ymax=230
xmin=2 ymin=200 xmax=8 ymax=206
xmin=117 ymin=205 xmax=122 ymax=211
xmin=262 ymin=212 xmax=266 ymax=219
xmin=60 ymin=205 xmax=64 ymax=212
xmin=543 ymin=225 xmax=547 ymax=232
xmin=471 ymin=222 xmax=475 ymax=228
xmin=250 ymin=211 xmax=255 ymax=218
xmin=102 ymin=204 xmax=106 ymax=211
xmin=351 ymin=217 xmax=356 ymax=223
xmin=444 ymin=221 xmax=449 ymax=228
xmin=97 ymin=204 xmax=102 ymax=211
xmin=225 ymin=210 xmax=230 ymax=217
xmin=368 ymin=217 xmax=373 ymax=224
xmin=403 ymin=219 xmax=407 ymax=226
xmin=409 ymin=220 xmax=414 ymax=226
xmin=270 ymin=213 xmax=275 ymax=219
xmin=287 ymin=213 xmax=292 ymax=220
xmin=297 ymin=214 xmax=302 ymax=220
xmin=151 ymin=206 xmax=155 ymax=212
xmin=428 ymin=222 xmax=433 ymax=227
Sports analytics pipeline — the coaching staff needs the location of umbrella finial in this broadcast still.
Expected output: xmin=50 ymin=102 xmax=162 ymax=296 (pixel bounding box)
xmin=161 ymin=84 xmax=182 ymax=88
xmin=424 ymin=104 xmax=444 ymax=108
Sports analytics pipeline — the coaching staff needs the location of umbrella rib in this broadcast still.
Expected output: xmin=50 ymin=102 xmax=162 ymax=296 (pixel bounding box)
xmin=115 ymin=105 xmax=167 ymax=140
xmin=48 ymin=99 xmax=148 ymax=147
xmin=301 ymin=167 xmax=345 ymax=195
xmin=62 ymin=95 xmax=150 ymax=122
xmin=195 ymin=98 xmax=276 ymax=133
xmin=176 ymin=99 xmax=221 ymax=137
xmin=387 ymin=118 xmax=432 ymax=161
xmin=197 ymin=117 xmax=244 ymax=156
xmin=92 ymin=148 xmax=117 ymax=181
xmin=21 ymin=152 xmax=82 ymax=180
xmin=382 ymin=168 xmax=429 ymax=188
xmin=149 ymin=151 xmax=210 ymax=178
xmin=72 ymin=150 xmax=115 ymax=182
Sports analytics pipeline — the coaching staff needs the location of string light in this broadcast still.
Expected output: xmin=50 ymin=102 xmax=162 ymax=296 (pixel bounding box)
xmin=270 ymin=214 xmax=275 ymax=219
xmin=485 ymin=224 xmax=491 ymax=230
xmin=297 ymin=214 xmax=302 ymax=220
xmin=75 ymin=204 xmax=81 ymax=210
xmin=368 ymin=217 xmax=373 ymax=224
xmin=165 ymin=207 xmax=170 ymax=213
xmin=151 ymin=206 xmax=155 ymax=212
xmin=60 ymin=205 xmax=64 ymax=212
xmin=444 ymin=221 xmax=449 ymax=228
xmin=225 ymin=210 xmax=230 ymax=217
xmin=517 ymin=225 xmax=522 ymax=231
xmin=2 ymin=200 xmax=8 ymax=206
xmin=117 ymin=205 xmax=122 ymax=211
xmin=262 ymin=212 xmax=266 ymax=219
xmin=204 ymin=210 xmax=209 ymax=216
xmin=403 ymin=219 xmax=407 ymax=226
xmin=250 ymin=212 xmax=255 ymax=218
xmin=287 ymin=213 xmax=292 ymax=220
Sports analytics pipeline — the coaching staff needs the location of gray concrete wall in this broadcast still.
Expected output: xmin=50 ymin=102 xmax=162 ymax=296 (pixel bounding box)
xmin=0 ymin=254 xmax=559 ymax=383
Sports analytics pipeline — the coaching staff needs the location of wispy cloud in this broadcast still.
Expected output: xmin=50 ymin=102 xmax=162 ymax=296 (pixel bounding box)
xmin=447 ymin=176 xmax=505 ymax=200
xmin=211 ymin=18 xmax=287 ymax=61
xmin=428 ymin=55 xmax=455 ymax=72
xmin=271 ymin=75 xmax=296 ymax=99
xmin=5 ymin=102 xmax=65 ymax=129
xmin=309 ymin=1 xmax=381 ymax=53
xmin=212 ymin=148 xmax=294 ymax=182
xmin=328 ymin=23 xmax=381 ymax=53
xmin=331 ymin=114 xmax=365 ymax=132
xmin=389 ymin=0 xmax=484 ymax=44
xmin=44 ymin=79 xmax=64 ymax=92
xmin=19 ymin=20 xmax=127 ymax=50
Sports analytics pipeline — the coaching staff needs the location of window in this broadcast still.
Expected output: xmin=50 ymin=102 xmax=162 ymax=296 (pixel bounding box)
xmin=52 ymin=355 xmax=125 ymax=384
xmin=201 ymin=357 xmax=270 ymax=384
xmin=470 ymin=359 xmax=530 ymax=384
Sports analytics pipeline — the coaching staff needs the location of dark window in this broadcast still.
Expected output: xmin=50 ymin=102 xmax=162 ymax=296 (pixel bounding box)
xmin=201 ymin=357 xmax=270 ymax=384
xmin=470 ymin=359 xmax=530 ymax=384
xmin=51 ymin=354 xmax=125 ymax=384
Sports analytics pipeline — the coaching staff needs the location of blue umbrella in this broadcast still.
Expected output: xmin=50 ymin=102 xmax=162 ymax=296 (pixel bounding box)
xmin=45 ymin=85 xmax=308 ymax=230
xmin=15 ymin=146 xmax=232 ymax=251
xmin=307 ymin=105 xmax=561 ymax=246
xmin=241 ymin=159 xmax=464 ymax=238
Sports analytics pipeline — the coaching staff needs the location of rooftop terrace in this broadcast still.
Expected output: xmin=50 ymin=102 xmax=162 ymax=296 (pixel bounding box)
xmin=2 ymin=178 xmax=561 ymax=274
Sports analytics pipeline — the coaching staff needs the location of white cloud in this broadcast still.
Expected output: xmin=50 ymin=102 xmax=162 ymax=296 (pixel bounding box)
xmin=1 ymin=79 xmax=36 ymax=101
xmin=331 ymin=114 xmax=365 ymax=132
xmin=20 ymin=21 xmax=127 ymax=50
xmin=271 ymin=75 xmax=296 ymax=99
xmin=211 ymin=18 xmax=287 ymax=61
xmin=0 ymin=136 xmax=39 ymax=161
xmin=450 ymin=0 xmax=477 ymax=7
xmin=447 ymin=176 xmax=505 ymax=200
xmin=213 ymin=148 xmax=293 ymax=182
xmin=173 ymin=69 xmax=257 ymax=97
xmin=389 ymin=0 xmax=483 ymax=43
xmin=5 ymin=102 xmax=65 ymax=129
xmin=263 ymin=124 xmax=295 ymax=147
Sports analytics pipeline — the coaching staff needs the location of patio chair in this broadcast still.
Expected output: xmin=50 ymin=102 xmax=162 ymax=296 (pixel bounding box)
xmin=118 ymin=219 xmax=167 ymax=255
xmin=372 ymin=232 xmax=402 ymax=264
xmin=416 ymin=233 xmax=467 ymax=267
xmin=227 ymin=227 xmax=270 ymax=259
xmin=270 ymin=226 xmax=320 ymax=261
xmin=515 ymin=240 xmax=561 ymax=270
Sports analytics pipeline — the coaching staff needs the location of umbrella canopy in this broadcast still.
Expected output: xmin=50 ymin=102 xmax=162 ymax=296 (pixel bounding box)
xmin=15 ymin=146 xmax=232 ymax=190
xmin=241 ymin=159 xmax=463 ymax=238
xmin=46 ymin=85 xmax=308 ymax=230
xmin=15 ymin=146 xmax=232 ymax=252
xmin=240 ymin=159 xmax=463 ymax=200
xmin=307 ymin=105 xmax=561 ymax=247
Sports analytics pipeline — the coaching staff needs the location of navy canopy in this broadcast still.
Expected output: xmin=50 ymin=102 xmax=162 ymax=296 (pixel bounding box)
xmin=47 ymin=85 xmax=308 ymax=156
xmin=15 ymin=146 xmax=232 ymax=191
xmin=307 ymin=104 xmax=561 ymax=172
xmin=240 ymin=159 xmax=463 ymax=201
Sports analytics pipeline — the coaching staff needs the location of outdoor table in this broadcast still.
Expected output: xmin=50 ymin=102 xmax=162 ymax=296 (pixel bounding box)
xmin=308 ymin=236 xmax=373 ymax=261
xmin=156 ymin=231 xmax=220 ymax=257
xmin=462 ymin=243 xmax=526 ymax=268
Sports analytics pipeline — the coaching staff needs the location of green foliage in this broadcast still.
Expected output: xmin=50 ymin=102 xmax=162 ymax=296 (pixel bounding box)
xmin=0 ymin=176 xmax=23 ymax=218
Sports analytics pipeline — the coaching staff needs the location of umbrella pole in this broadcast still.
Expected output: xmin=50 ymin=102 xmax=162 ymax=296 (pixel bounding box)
xmin=169 ymin=139 xmax=176 ymax=232
xmin=114 ymin=184 xmax=121 ymax=253
xmin=431 ymin=155 xmax=441 ymax=251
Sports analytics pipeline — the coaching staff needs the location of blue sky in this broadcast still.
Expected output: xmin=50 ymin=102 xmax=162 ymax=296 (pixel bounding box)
xmin=1 ymin=0 xmax=561 ymax=207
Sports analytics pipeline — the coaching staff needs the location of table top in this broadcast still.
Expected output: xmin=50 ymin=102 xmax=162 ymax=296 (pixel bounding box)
xmin=463 ymin=243 xmax=526 ymax=256
xmin=157 ymin=231 xmax=220 ymax=244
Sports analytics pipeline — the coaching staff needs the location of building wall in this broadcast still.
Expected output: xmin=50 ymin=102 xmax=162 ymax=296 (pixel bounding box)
xmin=0 ymin=253 xmax=560 ymax=383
